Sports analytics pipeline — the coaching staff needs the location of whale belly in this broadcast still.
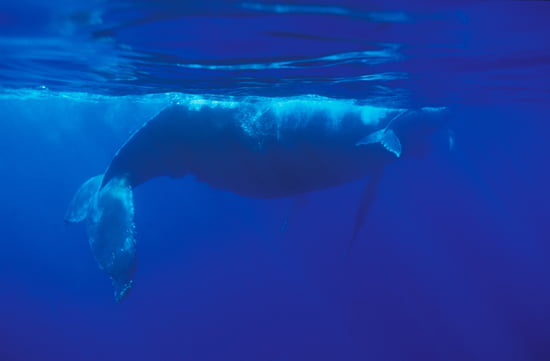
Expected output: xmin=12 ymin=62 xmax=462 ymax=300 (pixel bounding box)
xmin=189 ymin=141 xmax=388 ymax=198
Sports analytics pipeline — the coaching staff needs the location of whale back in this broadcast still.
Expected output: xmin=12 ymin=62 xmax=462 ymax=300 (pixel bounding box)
xmin=102 ymin=96 xmax=411 ymax=197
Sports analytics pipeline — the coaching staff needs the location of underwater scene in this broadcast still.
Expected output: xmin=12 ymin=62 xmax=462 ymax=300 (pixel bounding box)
xmin=0 ymin=0 xmax=549 ymax=360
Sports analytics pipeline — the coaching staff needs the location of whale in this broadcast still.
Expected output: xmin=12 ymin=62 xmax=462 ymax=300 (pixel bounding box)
xmin=65 ymin=95 xmax=448 ymax=301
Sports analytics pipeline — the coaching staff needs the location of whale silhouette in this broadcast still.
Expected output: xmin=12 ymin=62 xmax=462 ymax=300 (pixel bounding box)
xmin=65 ymin=95 xmax=448 ymax=301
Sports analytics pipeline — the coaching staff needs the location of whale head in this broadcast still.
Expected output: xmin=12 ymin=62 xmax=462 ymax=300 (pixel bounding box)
xmin=392 ymin=106 xmax=451 ymax=159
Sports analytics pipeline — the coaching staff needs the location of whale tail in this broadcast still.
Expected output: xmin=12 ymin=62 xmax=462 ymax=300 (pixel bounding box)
xmin=65 ymin=175 xmax=137 ymax=302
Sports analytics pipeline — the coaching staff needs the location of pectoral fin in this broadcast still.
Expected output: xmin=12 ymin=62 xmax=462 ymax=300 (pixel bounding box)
xmin=343 ymin=168 xmax=384 ymax=258
xmin=357 ymin=129 xmax=402 ymax=158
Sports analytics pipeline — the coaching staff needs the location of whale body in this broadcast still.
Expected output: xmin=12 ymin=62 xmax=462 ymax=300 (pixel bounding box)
xmin=65 ymin=95 xmax=448 ymax=301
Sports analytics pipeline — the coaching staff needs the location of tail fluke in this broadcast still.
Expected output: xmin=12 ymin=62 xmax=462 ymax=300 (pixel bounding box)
xmin=66 ymin=175 xmax=137 ymax=302
xmin=65 ymin=175 xmax=103 ymax=223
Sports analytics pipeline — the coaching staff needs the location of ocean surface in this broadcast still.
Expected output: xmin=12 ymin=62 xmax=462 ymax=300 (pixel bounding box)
xmin=0 ymin=1 xmax=549 ymax=360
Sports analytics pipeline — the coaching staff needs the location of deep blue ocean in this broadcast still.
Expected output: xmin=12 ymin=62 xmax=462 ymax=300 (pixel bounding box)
xmin=1 ymin=1 xmax=549 ymax=360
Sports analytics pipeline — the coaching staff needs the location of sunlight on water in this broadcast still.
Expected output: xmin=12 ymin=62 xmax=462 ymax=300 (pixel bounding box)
xmin=0 ymin=0 xmax=413 ymax=100
xmin=240 ymin=2 xmax=410 ymax=22
xmin=0 ymin=0 xmax=547 ymax=105
xmin=176 ymin=45 xmax=402 ymax=70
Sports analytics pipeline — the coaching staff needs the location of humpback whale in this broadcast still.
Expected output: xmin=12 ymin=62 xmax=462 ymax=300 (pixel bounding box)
xmin=65 ymin=95 xmax=448 ymax=301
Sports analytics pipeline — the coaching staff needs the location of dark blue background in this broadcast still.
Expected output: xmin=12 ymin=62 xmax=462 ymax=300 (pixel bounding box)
xmin=0 ymin=1 xmax=549 ymax=360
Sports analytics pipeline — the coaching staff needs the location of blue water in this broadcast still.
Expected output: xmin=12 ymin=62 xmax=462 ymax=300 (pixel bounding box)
xmin=1 ymin=0 xmax=549 ymax=360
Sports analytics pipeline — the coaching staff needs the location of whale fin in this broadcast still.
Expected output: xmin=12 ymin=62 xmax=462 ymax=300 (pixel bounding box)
xmin=66 ymin=175 xmax=137 ymax=302
xmin=357 ymin=129 xmax=402 ymax=158
xmin=343 ymin=168 xmax=384 ymax=259
xmin=65 ymin=175 xmax=103 ymax=223
xmin=448 ymin=129 xmax=455 ymax=152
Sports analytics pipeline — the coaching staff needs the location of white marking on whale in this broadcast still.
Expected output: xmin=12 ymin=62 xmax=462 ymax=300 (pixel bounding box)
xmin=65 ymin=95 xmax=448 ymax=301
